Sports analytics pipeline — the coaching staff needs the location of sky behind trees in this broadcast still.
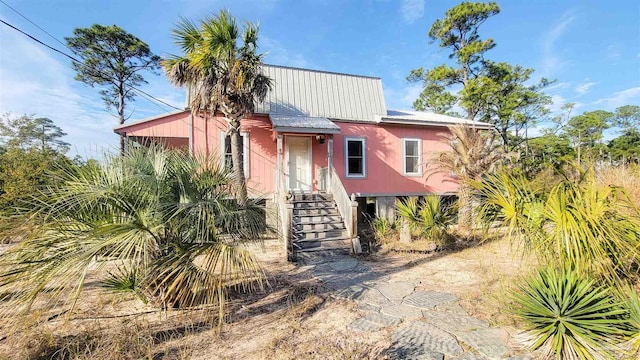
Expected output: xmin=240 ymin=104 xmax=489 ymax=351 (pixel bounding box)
xmin=0 ymin=0 xmax=638 ymax=155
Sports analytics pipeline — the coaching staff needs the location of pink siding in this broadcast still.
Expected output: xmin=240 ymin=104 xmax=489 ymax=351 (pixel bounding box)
xmin=116 ymin=112 xmax=458 ymax=196
xmin=117 ymin=111 xmax=191 ymax=138
xmin=191 ymin=114 xmax=277 ymax=196
xmin=332 ymin=121 xmax=459 ymax=195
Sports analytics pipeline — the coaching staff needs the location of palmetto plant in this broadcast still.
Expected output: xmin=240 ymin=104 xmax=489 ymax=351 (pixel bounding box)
xmin=436 ymin=125 xmax=504 ymax=231
xmin=512 ymin=267 xmax=632 ymax=360
xmin=396 ymin=196 xmax=454 ymax=245
xmin=0 ymin=145 xmax=267 ymax=322
xmin=163 ymin=10 xmax=272 ymax=205
xmin=474 ymin=168 xmax=640 ymax=286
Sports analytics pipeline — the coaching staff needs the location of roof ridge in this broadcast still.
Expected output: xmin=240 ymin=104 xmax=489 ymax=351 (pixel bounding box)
xmin=263 ymin=63 xmax=381 ymax=80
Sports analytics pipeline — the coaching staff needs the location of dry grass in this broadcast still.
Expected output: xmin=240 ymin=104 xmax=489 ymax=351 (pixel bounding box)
xmin=1 ymin=235 xmax=537 ymax=359
xmin=596 ymin=164 xmax=640 ymax=205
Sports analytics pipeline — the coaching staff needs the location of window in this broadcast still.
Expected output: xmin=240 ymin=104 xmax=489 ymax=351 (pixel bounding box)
xmin=344 ymin=137 xmax=366 ymax=178
xmin=402 ymin=138 xmax=422 ymax=176
xmin=220 ymin=131 xmax=250 ymax=177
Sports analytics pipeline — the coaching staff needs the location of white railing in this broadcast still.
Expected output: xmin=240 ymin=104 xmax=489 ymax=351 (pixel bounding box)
xmin=274 ymin=166 xmax=293 ymax=260
xmin=329 ymin=165 xmax=361 ymax=253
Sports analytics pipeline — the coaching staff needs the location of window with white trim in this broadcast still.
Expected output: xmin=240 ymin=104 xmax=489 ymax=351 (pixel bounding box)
xmin=220 ymin=131 xmax=250 ymax=177
xmin=345 ymin=137 xmax=366 ymax=178
xmin=402 ymin=138 xmax=422 ymax=176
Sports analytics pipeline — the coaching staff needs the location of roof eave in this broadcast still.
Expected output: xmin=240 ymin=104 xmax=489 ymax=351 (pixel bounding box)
xmin=272 ymin=126 xmax=341 ymax=134
xmin=113 ymin=110 xmax=188 ymax=133
xmin=377 ymin=117 xmax=495 ymax=130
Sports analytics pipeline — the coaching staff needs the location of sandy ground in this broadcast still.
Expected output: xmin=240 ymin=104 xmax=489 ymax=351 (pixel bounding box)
xmin=0 ymin=237 xmax=535 ymax=359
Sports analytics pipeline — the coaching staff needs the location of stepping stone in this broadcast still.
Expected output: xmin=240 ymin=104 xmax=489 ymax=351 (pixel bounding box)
xmin=387 ymin=345 xmax=444 ymax=360
xmin=381 ymin=304 xmax=424 ymax=319
xmin=333 ymin=285 xmax=393 ymax=306
xmin=327 ymin=257 xmax=358 ymax=272
xmin=455 ymin=328 xmax=510 ymax=359
xmin=374 ymin=281 xmax=416 ymax=302
xmin=348 ymin=318 xmax=386 ymax=332
xmin=451 ymin=352 xmax=487 ymax=360
xmin=422 ymin=310 xmax=489 ymax=332
xmin=333 ymin=285 xmax=369 ymax=300
xmin=358 ymin=302 xmax=381 ymax=313
xmin=391 ymin=321 xmax=463 ymax=357
xmin=435 ymin=300 xmax=466 ymax=313
xmin=348 ymin=312 xmax=401 ymax=332
xmin=403 ymin=291 xmax=458 ymax=310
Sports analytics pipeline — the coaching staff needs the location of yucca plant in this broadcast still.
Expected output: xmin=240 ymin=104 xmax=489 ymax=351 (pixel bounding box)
xmin=620 ymin=286 xmax=640 ymax=355
xmin=512 ymin=266 xmax=631 ymax=359
xmin=0 ymin=145 xmax=268 ymax=324
xmin=474 ymin=168 xmax=640 ymax=285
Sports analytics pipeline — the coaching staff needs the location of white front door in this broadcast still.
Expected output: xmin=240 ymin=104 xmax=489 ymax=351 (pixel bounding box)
xmin=286 ymin=136 xmax=312 ymax=191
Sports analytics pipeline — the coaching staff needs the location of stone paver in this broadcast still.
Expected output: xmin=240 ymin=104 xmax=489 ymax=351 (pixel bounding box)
xmin=392 ymin=321 xmax=463 ymax=357
xmin=327 ymin=257 xmax=359 ymax=271
xmin=348 ymin=312 xmax=401 ymax=332
xmin=348 ymin=318 xmax=386 ymax=332
xmin=422 ymin=310 xmax=490 ymax=332
xmin=455 ymin=328 xmax=510 ymax=359
xmin=387 ymin=345 xmax=444 ymax=360
xmin=403 ymin=291 xmax=458 ymax=309
xmin=304 ymin=254 xmax=527 ymax=359
xmin=381 ymin=304 xmax=424 ymax=319
xmin=452 ymin=352 xmax=487 ymax=360
xmin=374 ymin=281 xmax=416 ymax=302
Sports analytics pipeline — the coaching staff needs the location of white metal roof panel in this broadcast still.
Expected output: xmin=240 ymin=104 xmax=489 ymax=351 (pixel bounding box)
xmin=256 ymin=64 xmax=386 ymax=122
xmin=269 ymin=114 xmax=340 ymax=134
xmin=379 ymin=109 xmax=495 ymax=129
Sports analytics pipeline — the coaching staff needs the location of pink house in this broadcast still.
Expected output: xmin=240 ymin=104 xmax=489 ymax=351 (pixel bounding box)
xmin=114 ymin=65 xmax=491 ymax=258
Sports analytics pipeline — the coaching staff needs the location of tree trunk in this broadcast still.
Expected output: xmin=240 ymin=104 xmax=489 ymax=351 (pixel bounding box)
xmin=457 ymin=184 xmax=473 ymax=232
xmin=229 ymin=124 xmax=248 ymax=205
xmin=118 ymin=84 xmax=126 ymax=155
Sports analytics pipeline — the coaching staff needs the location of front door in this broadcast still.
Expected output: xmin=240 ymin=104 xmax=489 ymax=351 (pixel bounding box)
xmin=286 ymin=136 xmax=312 ymax=191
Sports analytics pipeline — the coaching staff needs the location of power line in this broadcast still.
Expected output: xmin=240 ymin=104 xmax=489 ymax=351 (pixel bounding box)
xmin=0 ymin=0 xmax=69 ymax=50
xmin=0 ymin=18 xmax=183 ymax=112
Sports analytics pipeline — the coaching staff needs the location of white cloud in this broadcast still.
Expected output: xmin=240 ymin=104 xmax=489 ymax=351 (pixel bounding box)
xmin=0 ymin=26 xmax=180 ymax=157
xmin=261 ymin=36 xmax=310 ymax=68
xmin=400 ymin=0 xmax=425 ymax=24
xmin=606 ymin=44 xmax=621 ymax=59
xmin=574 ymin=81 xmax=596 ymax=95
xmin=540 ymin=11 xmax=575 ymax=77
xmin=546 ymin=81 xmax=571 ymax=91
xmin=384 ymin=84 xmax=422 ymax=110
xmin=594 ymin=87 xmax=640 ymax=110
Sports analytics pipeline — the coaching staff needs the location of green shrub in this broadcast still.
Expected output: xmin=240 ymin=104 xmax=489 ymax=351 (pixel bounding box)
xmin=396 ymin=196 xmax=454 ymax=246
xmin=512 ymin=267 xmax=631 ymax=359
xmin=100 ymin=266 xmax=147 ymax=303
xmin=474 ymin=169 xmax=640 ymax=285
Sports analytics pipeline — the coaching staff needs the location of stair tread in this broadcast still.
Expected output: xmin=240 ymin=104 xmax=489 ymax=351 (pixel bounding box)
xmin=292 ymin=235 xmax=352 ymax=243
xmin=294 ymin=219 xmax=344 ymax=225
xmin=295 ymin=245 xmax=352 ymax=253
xmin=293 ymin=227 xmax=346 ymax=234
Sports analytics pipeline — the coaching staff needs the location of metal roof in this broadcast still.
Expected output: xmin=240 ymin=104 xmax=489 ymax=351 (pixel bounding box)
xmin=269 ymin=114 xmax=340 ymax=134
xmin=256 ymin=64 xmax=387 ymax=122
xmin=378 ymin=110 xmax=495 ymax=129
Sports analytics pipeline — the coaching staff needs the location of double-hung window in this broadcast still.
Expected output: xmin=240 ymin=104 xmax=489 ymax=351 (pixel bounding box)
xmin=344 ymin=137 xmax=366 ymax=178
xmin=220 ymin=131 xmax=250 ymax=177
xmin=402 ymin=138 xmax=422 ymax=176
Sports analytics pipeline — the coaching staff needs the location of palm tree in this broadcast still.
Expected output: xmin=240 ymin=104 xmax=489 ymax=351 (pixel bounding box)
xmin=0 ymin=145 xmax=267 ymax=323
xmin=436 ymin=125 xmax=503 ymax=231
xmin=163 ymin=10 xmax=272 ymax=205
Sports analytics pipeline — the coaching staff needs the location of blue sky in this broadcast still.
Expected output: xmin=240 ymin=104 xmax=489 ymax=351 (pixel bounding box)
xmin=1 ymin=0 xmax=638 ymax=155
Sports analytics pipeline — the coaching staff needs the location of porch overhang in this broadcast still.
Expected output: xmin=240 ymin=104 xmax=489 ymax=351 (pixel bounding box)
xmin=269 ymin=114 xmax=341 ymax=134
